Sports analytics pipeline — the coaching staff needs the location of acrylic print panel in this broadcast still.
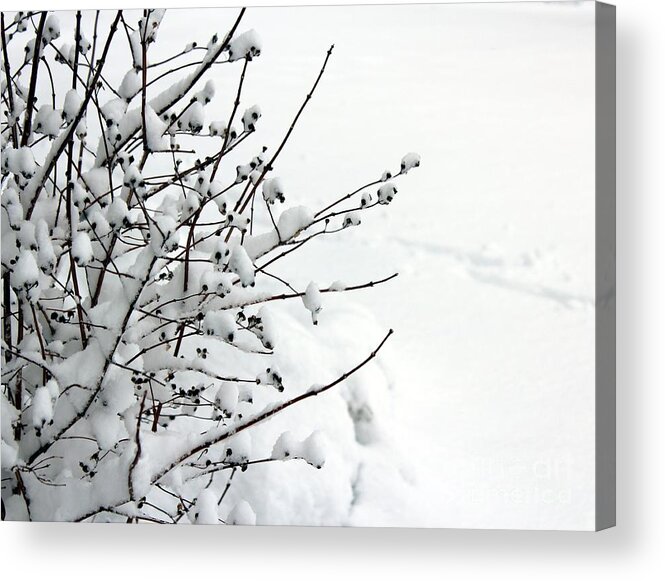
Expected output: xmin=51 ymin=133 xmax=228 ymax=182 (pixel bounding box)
xmin=0 ymin=2 xmax=615 ymax=530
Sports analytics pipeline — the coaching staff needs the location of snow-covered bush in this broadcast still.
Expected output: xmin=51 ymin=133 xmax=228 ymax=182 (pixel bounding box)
xmin=1 ymin=9 xmax=419 ymax=524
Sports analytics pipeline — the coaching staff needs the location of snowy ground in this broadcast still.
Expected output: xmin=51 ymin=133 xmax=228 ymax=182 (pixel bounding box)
xmin=4 ymin=2 xmax=598 ymax=529
xmin=225 ymin=1 xmax=597 ymax=530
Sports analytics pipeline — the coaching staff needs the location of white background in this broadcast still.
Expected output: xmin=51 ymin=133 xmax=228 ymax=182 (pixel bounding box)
xmin=1 ymin=0 xmax=663 ymax=578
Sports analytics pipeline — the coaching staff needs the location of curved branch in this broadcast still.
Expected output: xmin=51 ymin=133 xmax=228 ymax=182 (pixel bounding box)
xmin=152 ymin=328 xmax=394 ymax=484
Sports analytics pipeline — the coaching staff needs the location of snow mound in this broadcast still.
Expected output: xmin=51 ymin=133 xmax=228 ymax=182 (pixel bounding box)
xmin=228 ymin=30 xmax=262 ymax=62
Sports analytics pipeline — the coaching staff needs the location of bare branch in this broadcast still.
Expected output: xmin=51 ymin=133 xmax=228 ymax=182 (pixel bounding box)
xmin=152 ymin=328 xmax=393 ymax=484
xmin=20 ymin=12 xmax=47 ymax=146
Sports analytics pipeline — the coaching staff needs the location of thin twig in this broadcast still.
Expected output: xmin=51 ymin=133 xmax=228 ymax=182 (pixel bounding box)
xmin=128 ymin=392 xmax=147 ymax=501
